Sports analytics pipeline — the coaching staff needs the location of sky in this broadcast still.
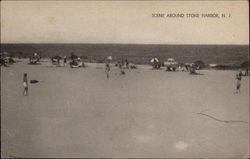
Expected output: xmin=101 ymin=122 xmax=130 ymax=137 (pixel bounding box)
xmin=1 ymin=1 xmax=249 ymax=44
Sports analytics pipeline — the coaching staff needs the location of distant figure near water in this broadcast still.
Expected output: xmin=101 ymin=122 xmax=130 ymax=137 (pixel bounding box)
xmin=105 ymin=62 xmax=110 ymax=79
xmin=57 ymin=58 xmax=60 ymax=66
xmin=23 ymin=73 xmax=29 ymax=96
xmin=236 ymin=69 xmax=243 ymax=94
xmin=63 ymin=56 xmax=67 ymax=66
xmin=125 ymin=59 xmax=129 ymax=69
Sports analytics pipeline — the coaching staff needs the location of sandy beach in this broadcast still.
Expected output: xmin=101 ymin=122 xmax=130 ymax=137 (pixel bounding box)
xmin=1 ymin=59 xmax=249 ymax=158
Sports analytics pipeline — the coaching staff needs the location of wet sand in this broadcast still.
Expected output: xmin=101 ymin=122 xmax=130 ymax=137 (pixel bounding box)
xmin=1 ymin=59 xmax=249 ymax=158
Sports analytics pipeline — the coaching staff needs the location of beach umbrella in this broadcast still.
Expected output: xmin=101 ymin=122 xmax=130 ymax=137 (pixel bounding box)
xmin=107 ymin=56 xmax=113 ymax=60
xmin=150 ymin=58 xmax=159 ymax=63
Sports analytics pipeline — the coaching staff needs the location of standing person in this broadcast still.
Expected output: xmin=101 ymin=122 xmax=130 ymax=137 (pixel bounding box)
xmin=23 ymin=73 xmax=29 ymax=96
xmin=125 ymin=59 xmax=129 ymax=69
xmin=57 ymin=58 xmax=60 ymax=66
xmin=105 ymin=62 xmax=110 ymax=79
xmin=118 ymin=61 xmax=122 ymax=69
xmin=236 ymin=69 xmax=243 ymax=94
xmin=63 ymin=56 xmax=67 ymax=66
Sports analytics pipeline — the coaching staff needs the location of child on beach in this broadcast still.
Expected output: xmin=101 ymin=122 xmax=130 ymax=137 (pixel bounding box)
xmin=105 ymin=62 xmax=110 ymax=79
xmin=236 ymin=69 xmax=243 ymax=94
xmin=23 ymin=73 xmax=29 ymax=96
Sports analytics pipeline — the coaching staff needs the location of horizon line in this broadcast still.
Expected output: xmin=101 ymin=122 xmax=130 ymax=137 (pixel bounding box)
xmin=1 ymin=43 xmax=249 ymax=46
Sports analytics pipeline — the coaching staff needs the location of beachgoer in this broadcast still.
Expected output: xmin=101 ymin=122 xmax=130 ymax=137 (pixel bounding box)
xmin=63 ymin=56 xmax=67 ymax=66
xmin=0 ymin=57 xmax=8 ymax=67
xmin=105 ymin=63 xmax=110 ymax=79
xmin=153 ymin=59 xmax=157 ymax=69
xmin=245 ymin=68 xmax=249 ymax=76
xmin=189 ymin=64 xmax=197 ymax=74
xmin=125 ymin=59 xmax=129 ymax=69
xmin=23 ymin=73 xmax=29 ymax=96
xmin=57 ymin=58 xmax=60 ymax=66
xmin=118 ymin=61 xmax=122 ymax=69
xmin=236 ymin=69 xmax=243 ymax=93
xmin=121 ymin=69 xmax=125 ymax=75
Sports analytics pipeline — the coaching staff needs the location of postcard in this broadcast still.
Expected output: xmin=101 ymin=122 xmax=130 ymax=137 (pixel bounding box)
xmin=1 ymin=1 xmax=249 ymax=158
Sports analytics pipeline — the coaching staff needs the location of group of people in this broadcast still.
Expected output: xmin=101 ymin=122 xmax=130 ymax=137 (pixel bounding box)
xmin=105 ymin=60 xmax=127 ymax=79
xmin=22 ymin=56 xmax=246 ymax=96
xmin=51 ymin=56 xmax=67 ymax=66
xmin=51 ymin=56 xmax=86 ymax=68
xmin=22 ymin=58 xmax=129 ymax=95
xmin=105 ymin=59 xmax=130 ymax=79
xmin=29 ymin=53 xmax=41 ymax=64
xmin=0 ymin=57 xmax=15 ymax=67
xmin=22 ymin=69 xmax=246 ymax=96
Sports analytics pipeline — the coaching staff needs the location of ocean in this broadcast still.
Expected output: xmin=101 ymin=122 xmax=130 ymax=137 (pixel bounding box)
xmin=1 ymin=44 xmax=249 ymax=65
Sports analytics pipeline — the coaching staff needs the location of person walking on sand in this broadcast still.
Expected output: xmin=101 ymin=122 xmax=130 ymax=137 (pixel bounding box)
xmin=236 ymin=69 xmax=243 ymax=94
xmin=105 ymin=62 xmax=110 ymax=79
xmin=23 ymin=73 xmax=29 ymax=96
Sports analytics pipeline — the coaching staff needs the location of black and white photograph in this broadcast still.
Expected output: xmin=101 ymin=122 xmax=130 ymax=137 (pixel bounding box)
xmin=1 ymin=0 xmax=249 ymax=158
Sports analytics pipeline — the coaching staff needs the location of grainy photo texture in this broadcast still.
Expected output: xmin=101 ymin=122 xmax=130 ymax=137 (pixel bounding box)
xmin=1 ymin=1 xmax=249 ymax=158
